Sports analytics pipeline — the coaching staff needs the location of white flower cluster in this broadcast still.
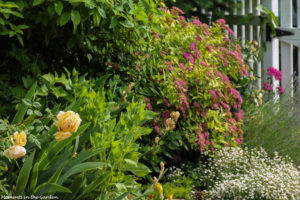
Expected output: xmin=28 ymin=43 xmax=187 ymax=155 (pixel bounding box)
xmin=202 ymin=147 xmax=300 ymax=200
xmin=166 ymin=166 xmax=185 ymax=182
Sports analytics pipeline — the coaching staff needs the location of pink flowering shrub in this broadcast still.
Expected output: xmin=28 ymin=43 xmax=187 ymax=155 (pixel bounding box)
xmin=263 ymin=67 xmax=284 ymax=95
xmin=134 ymin=6 xmax=252 ymax=153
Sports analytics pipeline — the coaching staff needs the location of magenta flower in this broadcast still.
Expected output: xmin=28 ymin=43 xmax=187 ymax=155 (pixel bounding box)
xmin=163 ymin=99 xmax=172 ymax=107
xmin=200 ymin=61 xmax=209 ymax=68
xmin=210 ymin=90 xmax=217 ymax=99
xmin=211 ymin=140 xmax=215 ymax=145
xmin=183 ymin=52 xmax=195 ymax=63
xmin=146 ymin=103 xmax=152 ymax=110
xmin=135 ymin=51 xmax=139 ymax=56
xmin=277 ymin=86 xmax=284 ymax=95
xmin=207 ymin=46 xmax=212 ymax=52
xmin=197 ymin=132 xmax=205 ymax=152
xmin=203 ymin=29 xmax=210 ymax=36
xmin=154 ymin=125 xmax=162 ymax=136
xmin=179 ymin=63 xmax=185 ymax=71
xmin=267 ymin=67 xmax=282 ymax=81
xmin=235 ymin=110 xmax=244 ymax=121
xmin=169 ymin=64 xmax=174 ymax=71
xmin=190 ymin=41 xmax=197 ymax=51
xmin=179 ymin=16 xmax=185 ymax=21
xmin=227 ymin=27 xmax=235 ymax=36
xmin=235 ymin=138 xmax=241 ymax=145
xmin=263 ymin=82 xmax=273 ymax=91
xmin=212 ymin=103 xmax=219 ymax=110
xmin=192 ymin=18 xmax=202 ymax=26
xmin=163 ymin=110 xmax=170 ymax=124
xmin=196 ymin=35 xmax=202 ymax=42
xmin=154 ymin=32 xmax=159 ymax=39
xmin=144 ymin=97 xmax=149 ymax=102
xmin=195 ymin=50 xmax=201 ymax=59
xmin=146 ymin=53 xmax=150 ymax=59
xmin=187 ymin=66 xmax=193 ymax=71
xmin=221 ymin=102 xmax=229 ymax=109
xmin=217 ymin=18 xmax=226 ymax=24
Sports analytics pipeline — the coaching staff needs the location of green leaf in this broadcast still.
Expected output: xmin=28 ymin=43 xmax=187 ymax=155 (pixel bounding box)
xmin=12 ymin=82 xmax=37 ymax=124
xmin=120 ymin=19 xmax=134 ymax=28
xmin=58 ymin=162 xmax=105 ymax=184
xmin=38 ymin=123 xmax=90 ymax=170
xmin=29 ymin=162 xmax=39 ymax=193
xmin=60 ymin=12 xmax=71 ymax=26
xmin=16 ymin=151 xmax=35 ymax=195
xmin=97 ymin=7 xmax=106 ymax=18
xmin=71 ymin=10 xmax=80 ymax=31
xmin=256 ymin=4 xmax=278 ymax=26
xmin=22 ymin=98 xmax=32 ymax=106
xmin=75 ymin=172 xmax=111 ymax=200
xmin=33 ymin=0 xmax=44 ymax=6
xmin=124 ymin=162 xmax=151 ymax=177
xmin=34 ymin=183 xmax=71 ymax=195
xmin=63 ymin=173 xmax=85 ymax=199
xmin=54 ymin=2 xmax=63 ymax=15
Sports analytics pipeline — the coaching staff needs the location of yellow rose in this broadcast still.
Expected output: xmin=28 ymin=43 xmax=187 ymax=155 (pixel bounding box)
xmin=54 ymin=131 xmax=72 ymax=141
xmin=57 ymin=111 xmax=81 ymax=133
xmin=165 ymin=118 xmax=175 ymax=132
xmin=3 ymin=145 xmax=26 ymax=159
xmin=170 ymin=111 xmax=180 ymax=122
xmin=167 ymin=194 xmax=173 ymax=200
xmin=155 ymin=183 xmax=163 ymax=194
xmin=14 ymin=131 xmax=26 ymax=147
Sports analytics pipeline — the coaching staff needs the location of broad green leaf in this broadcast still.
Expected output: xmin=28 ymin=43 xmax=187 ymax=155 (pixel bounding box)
xmin=12 ymin=82 xmax=37 ymax=124
xmin=58 ymin=162 xmax=105 ymax=184
xmin=34 ymin=183 xmax=71 ymax=195
xmin=38 ymin=123 xmax=90 ymax=170
xmin=75 ymin=172 xmax=111 ymax=200
xmin=124 ymin=162 xmax=151 ymax=177
xmin=97 ymin=7 xmax=106 ymax=18
xmin=60 ymin=12 xmax=70 ymax=26
xmin=67 ymin=148 xmax=104 ymax=167
xmin=71 ymin=10 xmax=80 ymax=30
xmin=33 ymin=0 xmax=44 ymax=6
xmin=54 ymin=2 xmax=63 ymax=15
xmin=29 ymin=162 xmax=39 ymax=193
xmin=16 ymin=151 xmax=36 ymax=195
xmin=63 ymin=173 xmax=85 ymax=199
xmin=120 ymin=19 xmax=134 ymax=28
xmin=115 ymin=191 xmax=132 ymax=200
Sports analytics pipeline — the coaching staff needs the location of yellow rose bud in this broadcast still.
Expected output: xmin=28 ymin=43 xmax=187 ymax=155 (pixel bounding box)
xmin=170 ymin=111 xmax=180 ymax=122
xmin=155 ymin=183 xmax=163 ymax=194
xmin=3 ymin=145 xmax=26 ymax=159
xmin=14 ymin=131 xmax=26 ymax=147
xmin=54 ymin=131 xmax=72 ymax=141
xmin=155 ymin=137 xmax=160 ymax=145
xmin=168 ymin=194 xmax=173 ymax=200
xmin=57 ymin=111 xmax=81 ymax=133
xmin=165 ymin=118 xmax=175 ymax=132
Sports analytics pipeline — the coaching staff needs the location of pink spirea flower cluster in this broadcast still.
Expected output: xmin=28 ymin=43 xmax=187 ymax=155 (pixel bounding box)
xmin=263 ymin=82 xmax=273 ymax=91
xmin=267 ymin=67 xmax=281 ymax=81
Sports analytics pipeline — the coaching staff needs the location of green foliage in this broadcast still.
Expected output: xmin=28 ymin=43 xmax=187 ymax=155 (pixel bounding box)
xmin=163 ymin=182 xmax=193 ymax=200
xmin=0 ymin=72 xmax=155 ymax=199
xmin=243 ymin=89 xmax=300 ymax=164
xmin=165 ymin=0 xmax=239 ymax=22
xmin=130 ymin=7 xmax=251 ymax=168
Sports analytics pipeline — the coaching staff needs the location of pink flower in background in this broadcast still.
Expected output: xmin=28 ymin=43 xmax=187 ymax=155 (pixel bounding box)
xmin=277 ymin=86 xmax=284 ymax=95
xmin=187 ymin=66 xmax=193 ymax=71
xmin=146 ymin=103 xmax=152 ymax=110
xmin=227 ymin=27 xmax=235 ymax=36
xmin=211 ymin=141 xmax=215 ymax=145
xmin=179 ymin=63 xmax=185 ymax=71
xmin=197 ymin=132 xmax=205 ymax=152
xmin=146 ymin=53 xmax=150 ymax=59
xmin=192 ymin=18 xmax=202 ymax=25
xmin=213 ymin=65 xmax=217 ymax=68
xmin=144 ymin=97 xmax=149 ymax=102
xmin=135 ymin=51 xmax=139 ymax=56
xmin=200 ymin=61 xmax=209 ymax=68
xmin=235 ymin=110 xmax=244 ymax=121
xmin=211 ymin=147 xmax=214 ymax=152
xmin=210 ymin=90 xmax=217 ymax=99
xmin=235 ymin=138 xmax=241 ymax=144
xmin=267 ymin=67 xmax=282 ymax=81
xmin=179 ymin=16 xmax=185 ymax=21
xmin=221 ymin=102 xmax=229 ymax=109
xmin=163 ymin=99 xmax=172 ymax=107
xmin=205 ymin=140 xmax=210 ymax=145
xmin=207 ymin=46 xmax=212 ymax=52
xmin=163 ymin=110 xmax=170 ymax=124
xmin=196 ymin=35 xmax=202 ymax=42
xmin=212 ymin=103 xmax=219 ymax=110
xmin=154 ymin=125 xmax=162 ymax=136
xmin=169 ymin=64 xmax=174 ymax=71
xmin=263 ymin=82 xmax=273 ymax=91
xmin=203 ymin=29 xmax=210 ymax=36
xmin=217 ymin=18 xmax=226 ymax=24
xmin=183 ymin=52 xmax=195 ymax=64
xmin=154 ymin=32 xmax=159 ymax=39
xmin=195 ymin=50 xmax=201 ymax=59
xmin=174 ymin=80 xmax=182 ymax=90
xmin=190 ymin=41 xmax=197 ymax=51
